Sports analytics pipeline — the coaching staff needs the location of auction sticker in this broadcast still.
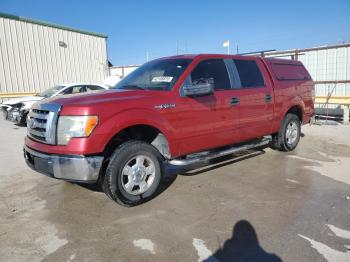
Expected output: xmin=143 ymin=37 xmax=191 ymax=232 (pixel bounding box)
xmin=152 ymin=76 xmax=173 ymax=82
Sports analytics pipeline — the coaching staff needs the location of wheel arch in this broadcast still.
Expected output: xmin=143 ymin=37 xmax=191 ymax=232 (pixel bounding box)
xmin=286 ymin=105 xmax=303 ymax=122
xmin=96 ymin=109 xmax=176 ymax=160
xmin=282 ymin=95 xmax=305 ymax=122
xmin=105 ymin=124 xmax=171 ymax=159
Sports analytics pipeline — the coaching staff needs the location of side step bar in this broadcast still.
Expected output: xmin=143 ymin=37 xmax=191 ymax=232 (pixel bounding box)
xmin=168 ymin=137 xmax=271 ymax=166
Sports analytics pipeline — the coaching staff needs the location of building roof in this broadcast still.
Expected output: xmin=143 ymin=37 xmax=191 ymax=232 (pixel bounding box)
xmin=244 ymin=43 xmax=350 ymax=56
xmin=0 ymin=11 xmax=107 ymax=38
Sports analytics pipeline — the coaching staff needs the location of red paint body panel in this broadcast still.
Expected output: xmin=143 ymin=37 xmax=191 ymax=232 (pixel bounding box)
xmin=230 ymin=57 xmax=275 ymax=142
xmin=25 ymin=54 xmax=315 ymax=158
xmin=262 ymin=58 xmax=314 ymax=129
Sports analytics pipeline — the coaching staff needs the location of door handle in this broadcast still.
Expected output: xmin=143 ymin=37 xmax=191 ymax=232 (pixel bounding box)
xmin=230 ymin=97 xmax=240 ymax=106
xmin=265 ymin=94 xmax=272 ymax=103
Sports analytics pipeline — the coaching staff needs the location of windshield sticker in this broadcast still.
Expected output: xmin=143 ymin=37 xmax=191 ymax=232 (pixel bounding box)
xmin=152 ymin=76 xmax=173 ymax=83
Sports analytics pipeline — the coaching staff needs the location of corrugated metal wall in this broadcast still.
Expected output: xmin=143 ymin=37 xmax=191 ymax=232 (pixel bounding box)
xmin=298 ymin=46 xmax=350 ymax=97
xmin=0 ymin=15 xmax=108 ymax=101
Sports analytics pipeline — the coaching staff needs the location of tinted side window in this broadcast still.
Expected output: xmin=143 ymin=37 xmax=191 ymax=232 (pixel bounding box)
xmin=233 ymin=59 xmax=265 ymax=87
xmin=270 ymin=63 xmax=311 ymax=81
xmin=62 ymin=86 xmax=86 ymax=94
xmin=191 ymin=59 xmax=231 ymax=91
xmin=71 ymin=86 xmax=86 ymax=93
xmin=87 ymin=85 xmax=105 ymax=91
xmin=62 ymin=87 xmax=73 ymax=94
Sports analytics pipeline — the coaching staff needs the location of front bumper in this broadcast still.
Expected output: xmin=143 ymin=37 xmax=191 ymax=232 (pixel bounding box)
xmin=23 ymin=145 xmax=104 ymax=182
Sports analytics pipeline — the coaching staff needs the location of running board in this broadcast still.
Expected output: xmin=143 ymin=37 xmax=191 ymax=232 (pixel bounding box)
xmin=168 ymin=137 xmax=271 ymax=166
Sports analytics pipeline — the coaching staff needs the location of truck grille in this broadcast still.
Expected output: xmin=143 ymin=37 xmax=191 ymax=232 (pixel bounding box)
xmin=27 ymin=103 xmax=61 ymax=144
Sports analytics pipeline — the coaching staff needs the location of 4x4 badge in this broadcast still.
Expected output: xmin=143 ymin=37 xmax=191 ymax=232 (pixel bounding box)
xmin=154 ymin=104 xmax=176 ymax=109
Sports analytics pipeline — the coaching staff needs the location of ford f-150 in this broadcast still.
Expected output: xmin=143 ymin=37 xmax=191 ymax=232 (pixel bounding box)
xmin=23 ymin=54 xmax=314 ymax=206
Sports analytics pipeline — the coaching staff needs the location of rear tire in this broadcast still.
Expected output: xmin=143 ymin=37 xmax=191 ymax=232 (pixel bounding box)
xmin=271 ymin=113 xmax=301 ymax=152
xmin=102 ymin=140 xmax=164 ymax=206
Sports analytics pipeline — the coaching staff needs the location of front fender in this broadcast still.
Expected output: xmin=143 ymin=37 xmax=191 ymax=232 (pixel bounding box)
xmin=94 ymin=108 xmax=177 ymax=155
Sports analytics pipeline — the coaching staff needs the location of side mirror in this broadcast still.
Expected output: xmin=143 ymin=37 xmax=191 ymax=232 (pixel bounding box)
xmin=183 ymin=83 xmax=214 ymax=97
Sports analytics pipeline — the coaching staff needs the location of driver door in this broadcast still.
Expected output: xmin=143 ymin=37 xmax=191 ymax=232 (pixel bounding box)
xmin=177 ymin=59 xmax=240 ymax=155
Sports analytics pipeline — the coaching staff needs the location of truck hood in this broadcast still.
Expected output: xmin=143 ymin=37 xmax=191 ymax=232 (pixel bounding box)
xmin=44 ymin=89 xmax=158 ymax=106
xmin=1 ymin=96 xmax=43 ymax=106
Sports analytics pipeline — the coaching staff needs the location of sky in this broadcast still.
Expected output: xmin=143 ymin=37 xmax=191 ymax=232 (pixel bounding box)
xmin=1 ymin=0 xmax=350 ymax=66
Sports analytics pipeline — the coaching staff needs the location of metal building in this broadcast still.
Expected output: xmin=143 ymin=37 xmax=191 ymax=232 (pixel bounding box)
xmin=0 ymin=12 xmax=108 ymax=102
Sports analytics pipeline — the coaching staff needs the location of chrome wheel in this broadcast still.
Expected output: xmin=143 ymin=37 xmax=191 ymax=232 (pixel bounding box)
xmin=285 ymin=121 xmax=298 ymax=145
xmin=121 ymin=155 xmax=156 ymax=195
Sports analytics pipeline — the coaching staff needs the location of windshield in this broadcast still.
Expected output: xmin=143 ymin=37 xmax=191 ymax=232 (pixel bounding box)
xmin=38 ymin=85 xmax=66 ymax=98
xmin=113 ymin=58 xmax=192 ymax=91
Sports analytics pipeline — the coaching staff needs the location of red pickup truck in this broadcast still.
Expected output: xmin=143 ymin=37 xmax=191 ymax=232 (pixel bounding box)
xmin=24 ymin=54 xmax=314 ymax=206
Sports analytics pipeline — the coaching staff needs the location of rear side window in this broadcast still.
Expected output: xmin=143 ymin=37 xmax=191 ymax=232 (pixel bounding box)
xmin=270 ymin=63 xmax=311 ymax=81
xmin=191 ymin=59 xmax=231 ymax=90
xmin=233 ymin=59 xmax=265 ymax=87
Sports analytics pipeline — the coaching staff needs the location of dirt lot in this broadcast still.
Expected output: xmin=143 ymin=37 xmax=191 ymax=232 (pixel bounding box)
xmin=0 ymin=119 xmax=349 ymax=262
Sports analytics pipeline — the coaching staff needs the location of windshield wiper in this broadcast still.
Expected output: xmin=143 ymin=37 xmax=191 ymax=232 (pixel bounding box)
xmin=121 ymin=85 xmax=146 ymax=90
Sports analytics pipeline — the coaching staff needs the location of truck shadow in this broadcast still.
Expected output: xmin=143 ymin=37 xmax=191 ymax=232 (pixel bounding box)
xmin=205 ymin=220 xmax=282 ymax=262
xmin=154 ymin=148 xmax=266 ymax=202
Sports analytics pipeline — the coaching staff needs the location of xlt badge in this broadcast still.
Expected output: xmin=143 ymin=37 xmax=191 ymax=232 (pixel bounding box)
xmin=154 ymin=103 xmax=176 ymax=109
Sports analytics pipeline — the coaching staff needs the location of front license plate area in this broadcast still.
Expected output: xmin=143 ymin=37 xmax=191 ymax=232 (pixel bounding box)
xmin=34 ymin=156 xmax=53 ymax=175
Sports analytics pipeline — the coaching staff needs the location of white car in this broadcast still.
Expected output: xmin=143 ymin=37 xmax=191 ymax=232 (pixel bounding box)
xmin=0 ymin=83 xmax=109 ymax=124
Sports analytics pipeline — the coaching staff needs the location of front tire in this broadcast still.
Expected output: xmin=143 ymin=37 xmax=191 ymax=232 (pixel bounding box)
xmin=271 ymin=113 xmax=301 ymax=152
xmin=102 ymin=140 xmax=164 ymax=206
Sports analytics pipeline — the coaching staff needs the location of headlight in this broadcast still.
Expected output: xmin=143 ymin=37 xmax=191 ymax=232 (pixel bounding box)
xmin=57 ymin=116 xmax=98 ymax=145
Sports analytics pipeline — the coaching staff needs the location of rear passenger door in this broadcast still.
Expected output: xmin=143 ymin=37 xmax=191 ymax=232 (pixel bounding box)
xmin=232 ymin=58 xmax=274 ymax=141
